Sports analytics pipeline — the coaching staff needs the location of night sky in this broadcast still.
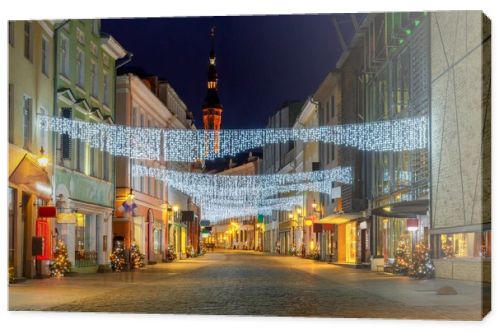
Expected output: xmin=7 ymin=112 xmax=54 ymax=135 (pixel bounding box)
xmin=102 ymin=14 xmax=361 ymax=129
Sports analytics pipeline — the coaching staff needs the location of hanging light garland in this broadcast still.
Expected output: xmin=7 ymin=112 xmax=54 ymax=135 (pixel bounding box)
xmin=39 ymin=115 xmax=428 ymax=162
xmin=132 ymin=165 xmax=351 ymax=222
xmin=201 ymin=195 xmax=304 ymax=222
xmin=132 ymin=165 xmax=351 ymax=201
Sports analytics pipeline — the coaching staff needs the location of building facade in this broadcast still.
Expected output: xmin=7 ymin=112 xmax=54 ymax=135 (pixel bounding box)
xmin=114 ymin=72 xmax=199 ymax=262
xmin=8 ymin=20 xmax=55 ymax=279
xmin=428 ymin=11 xmax=491 ymax=282
xmin=52 ymin=19 xmax=126 ymax=272
xmin=262 ymin=101 xmax=302 ymax=254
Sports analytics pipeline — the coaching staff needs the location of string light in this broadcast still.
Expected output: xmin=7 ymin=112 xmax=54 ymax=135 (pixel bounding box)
xmin=39 ymin=115 xmax=428 ymax=162
xmin=131 ymin=165 xmax=351 ymax=222
xmin=201 ymin=195 xmax=304 ymax=222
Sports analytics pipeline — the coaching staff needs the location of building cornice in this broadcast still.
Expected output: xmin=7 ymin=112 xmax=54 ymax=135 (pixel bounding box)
xmin=100 ymin=34 xmax=127 ymax=60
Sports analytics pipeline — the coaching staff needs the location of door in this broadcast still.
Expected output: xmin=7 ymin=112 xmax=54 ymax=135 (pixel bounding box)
xmin=361 ymin=228 xmax=366 ymax=263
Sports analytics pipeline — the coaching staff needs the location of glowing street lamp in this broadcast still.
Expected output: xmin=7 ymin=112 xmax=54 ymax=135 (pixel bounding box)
xmin=37 ymin=147 xmax=49 ymax=169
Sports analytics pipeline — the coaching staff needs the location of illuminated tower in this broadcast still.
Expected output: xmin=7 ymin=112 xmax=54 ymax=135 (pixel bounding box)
xmin=202 ymin=27 xmax=223 ymax=154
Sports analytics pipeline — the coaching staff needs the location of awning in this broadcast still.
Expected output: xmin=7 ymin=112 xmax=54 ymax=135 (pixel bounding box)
xmin=318 ymin=212 xmax=366 ymax=225
xmin=9 ymin=154 xmax=52 ymax=200
xmin=372 ymin=199 xmax=429 ymax=218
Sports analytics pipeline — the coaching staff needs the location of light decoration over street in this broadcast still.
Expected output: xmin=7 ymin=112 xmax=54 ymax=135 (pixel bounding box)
xmin=132 ymin=165 xmax=352 ymax=222
xmin=39 ymin=115 xmax=428 ymax=162
xmin=201 ymin=195 xmax=304 ymax=222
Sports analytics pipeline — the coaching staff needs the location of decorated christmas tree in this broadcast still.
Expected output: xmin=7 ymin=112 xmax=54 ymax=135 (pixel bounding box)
xmin=130 ymin=242 xmax=145 ymax=269
xmin=110 ymin=241 xmax=126 ymax=272
xmin=50 ymin=240 xmax=72 ymax=278
xmin=186 ymin=244 xmax=195 ymax=258
xmin=309 ymin=246 xmax=320 ymax=260
xmin=394 ymin=237 xmax=410 ymax=274
xmin=165 ymin=244 xmax=177 ymax=262
xmin=408 ymin=240 xmax=435 ymax=279
xmin=441 ymin=236 xmax=454 ymax=258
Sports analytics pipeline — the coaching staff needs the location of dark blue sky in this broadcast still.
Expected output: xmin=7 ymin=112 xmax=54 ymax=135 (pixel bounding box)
xmin=102 ymin=14 xmax=360 ymax=129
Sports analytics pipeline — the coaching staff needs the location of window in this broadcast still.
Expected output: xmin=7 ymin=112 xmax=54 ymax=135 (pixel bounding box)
xmin=77 ymin=139 xmax=85 ymax=173
xmin=90 ymin=42 xmax=97 ymax=57
xmin=330 ymin=143 xmax=335 ymax=162
xmin=8 ymin=188 xmax=15 ymax=267
xmin=76 ymin=27 xmax=85 ymax=44
xmin=23 ymin=96 xmax=32 ymax=150
xmin=90 ymin=63 xmax=98 ymax=97
xmin=140 ymin=163 xmax=144 ymax=192
xmin=438 ymin=231 xmax=491 ymax=258
xmin=330 ymin=95 xmax=335 ymax=119
xmin=9 ymin=22 xmax=14 ymax=46
xmin=24 ymin=21 xmax=32 ymax=61
xmin=60 ymin=36 xmax=69 ymax=77
xmin=39 ymin=107 xmax=48 ymax=152
xmin=61 ymin=108 xmax=72 ymax=160
xmin=325 ymin=101 xmax=330 ymax=123
xmin=103 ymin=73 xmax=109 ymax=106
xmin=76 ymin=50 xmax=85 ymax=88
xmin=90 ymin=146 xmax=96 ymax=176
xmin=41 ymin=37 xmax=49 ymax=76
xmin=9 ymin=84 xmax=14 ymax=143
xmin=103 ymin=151 xmax=109 ymax=181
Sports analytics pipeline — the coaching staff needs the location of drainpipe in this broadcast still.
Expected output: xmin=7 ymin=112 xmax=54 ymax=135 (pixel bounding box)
xmin=51 ymin=20 xmax=70 ymax=206
xmin=113 ymin=53 xmax=133 ymax=250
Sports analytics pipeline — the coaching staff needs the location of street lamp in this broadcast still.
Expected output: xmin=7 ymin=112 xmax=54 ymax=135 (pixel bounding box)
xmin=37 ymin=147 xmax=49 ymax=169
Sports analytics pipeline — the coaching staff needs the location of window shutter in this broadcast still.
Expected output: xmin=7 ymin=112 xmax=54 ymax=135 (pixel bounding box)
xmin=61 ymin=108 xmax=72 ymax=160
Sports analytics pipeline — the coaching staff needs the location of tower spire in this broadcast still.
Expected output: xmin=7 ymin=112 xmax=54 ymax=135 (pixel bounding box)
xmin=202 ymin=26 xmax=223 ymax=154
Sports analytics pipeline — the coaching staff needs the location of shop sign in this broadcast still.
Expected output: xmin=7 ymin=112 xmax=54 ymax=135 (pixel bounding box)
xmin=56 ymin=212 xmax=77 ymax=224
xmin=38 ymin=206 xmax=57 ymax=218
xmin=359 ymin=221 xmax=367 ymax=230
xmin=406 ymin=218 xmax=419 ymax=231
xmin=331 ymin=186 xmax=342 ymax=199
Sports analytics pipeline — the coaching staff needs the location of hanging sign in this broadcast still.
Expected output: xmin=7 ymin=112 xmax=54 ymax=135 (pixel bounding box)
xmin=38 ymin=206 xmax=57 ymax=218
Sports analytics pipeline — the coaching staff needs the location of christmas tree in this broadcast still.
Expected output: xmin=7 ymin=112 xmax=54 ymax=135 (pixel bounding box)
xmin=50 ymin=240 xmax=72 ymax=278
xmin=165 ymin=244 xmax=177 ymax=262
xmin=441 ymin=236 xmax=454 ymax=258
xmin=130 ymin=242 xmax=145 ymax=269
xmin=110 ymin=241 xmax=126 ymax=272
xmin=394 ymin=237 xmax=410 ymax=274
xmin=408 ymin=240 xmax=435 ymax=279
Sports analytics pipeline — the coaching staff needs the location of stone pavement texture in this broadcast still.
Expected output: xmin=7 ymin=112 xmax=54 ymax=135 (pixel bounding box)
xmin=9 ymin=250 xmax=490 ymax=320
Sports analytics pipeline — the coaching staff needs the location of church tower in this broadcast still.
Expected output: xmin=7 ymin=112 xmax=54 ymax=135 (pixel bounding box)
xmin=202 ymin=27 xmax=223 ymax=153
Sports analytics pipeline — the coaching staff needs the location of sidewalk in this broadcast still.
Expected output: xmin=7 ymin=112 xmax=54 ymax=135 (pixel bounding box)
xmin=271 ymin=254 xmax=490 ymax=311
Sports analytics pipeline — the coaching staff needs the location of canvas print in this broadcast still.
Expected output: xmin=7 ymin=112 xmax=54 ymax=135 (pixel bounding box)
xmin=7 ymin=11 xmax=491 ymax=320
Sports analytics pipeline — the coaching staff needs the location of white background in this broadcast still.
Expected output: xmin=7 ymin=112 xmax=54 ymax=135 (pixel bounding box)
xmin=1 ymin=0 xmax=498 ymax=333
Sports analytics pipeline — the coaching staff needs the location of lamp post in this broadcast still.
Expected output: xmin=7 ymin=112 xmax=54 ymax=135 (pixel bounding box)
xmin=312 ymin=199 xmax=323 ymax=254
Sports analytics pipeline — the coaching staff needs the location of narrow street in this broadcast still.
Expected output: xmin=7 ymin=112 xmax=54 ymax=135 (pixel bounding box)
xmin=9 ymin=251 xmax=488 ymax=320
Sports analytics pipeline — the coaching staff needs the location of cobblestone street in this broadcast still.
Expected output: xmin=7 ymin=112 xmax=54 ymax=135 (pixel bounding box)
xmin=9 ymin=251 xmax=489 ymax=320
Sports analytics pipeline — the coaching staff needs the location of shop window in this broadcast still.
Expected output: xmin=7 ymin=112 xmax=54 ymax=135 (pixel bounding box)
xmin=8 ymin=188 xmax=16 ymax=266
xmin=153 ymin=229 xmax=161 ymax=255
xmin=36 ymin=219 xmax=51 ymax=260
xmin=439 ymin=231 xmax=491 ymax=258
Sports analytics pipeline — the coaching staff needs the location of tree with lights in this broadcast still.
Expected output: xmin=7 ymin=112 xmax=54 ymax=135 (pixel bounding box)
xmin=165 ymin=244 xmax=176 ymax=262
xmin=441 ymin=236 xmax=454 ymax=258
xmin=394 ymin=237 xmax=411 ymax=274
xmin=408 ymin=240 xmax=435 ymax=279
xmin=110 ymin=241 xmax=126 ymax=272
xmin=50 ymin=240 xmax=72 ymax=278
xmin=130 ymin=242 xmax=145 ymax=269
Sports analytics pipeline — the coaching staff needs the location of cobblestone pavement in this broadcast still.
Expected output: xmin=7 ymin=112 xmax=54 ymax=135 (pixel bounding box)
xmin=9 ymin=251 xmax=490 ymax=320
